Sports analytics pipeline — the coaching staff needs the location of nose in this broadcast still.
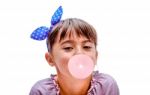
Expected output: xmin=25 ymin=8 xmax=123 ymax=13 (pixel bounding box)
xmin=75 ymin=46 xmax=84 ymax=55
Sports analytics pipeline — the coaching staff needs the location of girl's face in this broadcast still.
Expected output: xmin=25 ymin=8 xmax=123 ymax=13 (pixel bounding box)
xmin=47 ymin=32 xmax=97 ymax=78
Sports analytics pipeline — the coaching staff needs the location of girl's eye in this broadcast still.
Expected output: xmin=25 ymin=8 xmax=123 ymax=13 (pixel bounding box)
xmin=63 ymin=47 xmax=73 ymax=51
xmin=83 ymin=46 xmax=92 ymax=49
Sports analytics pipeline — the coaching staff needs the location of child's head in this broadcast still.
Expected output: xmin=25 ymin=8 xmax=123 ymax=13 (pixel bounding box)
xmin=31 ymin=6 xmax=98 ymax=79
xmin=45 ymin=18 xmax=98 ymax=77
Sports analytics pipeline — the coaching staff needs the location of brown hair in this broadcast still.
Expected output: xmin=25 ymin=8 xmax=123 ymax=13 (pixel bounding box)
xmin=46 ymin=18 xmax=97 ymax=52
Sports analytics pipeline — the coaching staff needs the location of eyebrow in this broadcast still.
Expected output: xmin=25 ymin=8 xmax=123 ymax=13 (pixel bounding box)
xmin=60 ymin=39 xmax=92 ymax=45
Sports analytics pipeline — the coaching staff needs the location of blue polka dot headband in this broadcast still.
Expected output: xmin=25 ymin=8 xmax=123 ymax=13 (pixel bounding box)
xmin=30 ymin=6 xmax=63 ymax=40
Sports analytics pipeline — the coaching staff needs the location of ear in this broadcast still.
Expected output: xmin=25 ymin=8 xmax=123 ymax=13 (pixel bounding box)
xmin=45 ymin=52 xmax=55 ymax=66
xmin=95 ymin=51 xmax=98 ymax=65
xmin=96 ymin=50 xmax=98 ymax=59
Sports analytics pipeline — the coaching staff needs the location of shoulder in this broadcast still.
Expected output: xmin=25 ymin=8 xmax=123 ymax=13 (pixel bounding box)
xmin=93 ymin=71 xmax=117 ymax=85
xmin=91 ymin=71 xmax=120 ymax=95
xmin=29 ymin=75 xmax=59 ymax=95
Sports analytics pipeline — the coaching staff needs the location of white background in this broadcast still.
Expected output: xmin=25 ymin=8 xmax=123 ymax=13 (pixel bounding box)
xmin=0 ymin=0 xmax=150 ymax=95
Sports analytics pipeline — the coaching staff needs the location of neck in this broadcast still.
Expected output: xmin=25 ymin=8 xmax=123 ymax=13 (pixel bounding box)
xmin=56 ymin=73 xmax=92 ymax=95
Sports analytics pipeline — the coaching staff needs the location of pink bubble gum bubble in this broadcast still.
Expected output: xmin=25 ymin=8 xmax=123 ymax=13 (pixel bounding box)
xmin=68 ymin=54 xmax=94 ymax=79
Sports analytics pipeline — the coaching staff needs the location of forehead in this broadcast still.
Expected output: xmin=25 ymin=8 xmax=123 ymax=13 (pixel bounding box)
xmin=55 ymin=29 xmax=93 ymax=43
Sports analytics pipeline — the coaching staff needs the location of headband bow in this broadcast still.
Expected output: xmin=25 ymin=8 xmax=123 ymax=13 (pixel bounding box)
xmin=30 ymin=6 xmax=63 ymax=40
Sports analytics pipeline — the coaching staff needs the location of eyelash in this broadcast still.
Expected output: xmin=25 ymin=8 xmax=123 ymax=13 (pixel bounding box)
xmin=63 ymin=47 xmax=73 ymax=51
xmin=83 ymin=46 xmax=92 ymax=49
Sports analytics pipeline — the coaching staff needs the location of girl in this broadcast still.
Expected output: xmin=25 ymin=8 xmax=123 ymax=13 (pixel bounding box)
xmin=29 ymin=6 xmax=119 ymax=95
